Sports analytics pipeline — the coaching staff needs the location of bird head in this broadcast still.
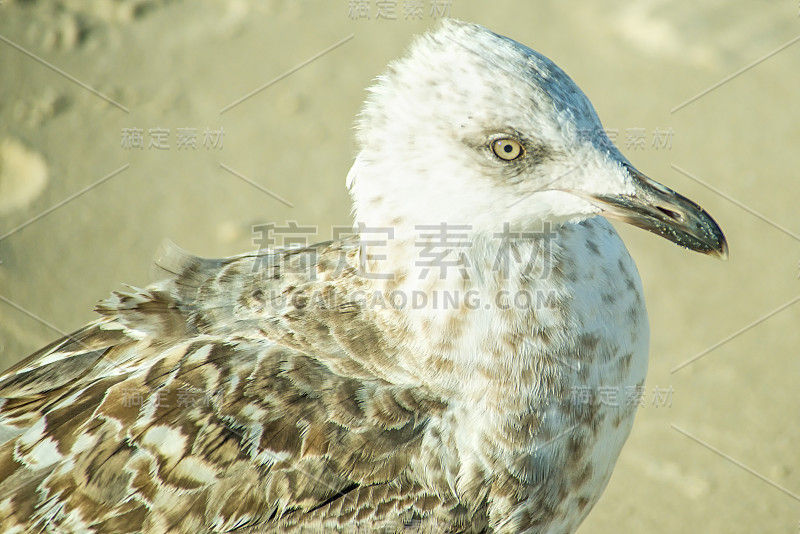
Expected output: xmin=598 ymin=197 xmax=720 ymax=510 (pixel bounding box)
xmin=348 ymin=19 xmax=727 ymax=258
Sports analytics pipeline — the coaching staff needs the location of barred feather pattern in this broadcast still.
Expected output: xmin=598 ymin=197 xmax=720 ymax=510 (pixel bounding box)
xmin=0 ymin=240 xmax=477 ymax=533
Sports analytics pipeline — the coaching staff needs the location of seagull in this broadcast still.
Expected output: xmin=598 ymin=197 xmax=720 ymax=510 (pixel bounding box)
xmin=0 ymin=19 xmax=726 ymax=534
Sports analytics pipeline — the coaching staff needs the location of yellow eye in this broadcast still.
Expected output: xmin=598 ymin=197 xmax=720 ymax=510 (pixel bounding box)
xmin=491 ymin=138 xmax=524 ymax=161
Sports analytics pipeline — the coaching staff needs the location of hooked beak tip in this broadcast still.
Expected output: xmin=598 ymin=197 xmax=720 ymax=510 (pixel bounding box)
xmin=579 ymin=165 xmax=729 ymax=259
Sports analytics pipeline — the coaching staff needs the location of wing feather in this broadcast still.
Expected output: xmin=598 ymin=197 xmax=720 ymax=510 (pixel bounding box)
xmin=0 ymin=240 xmax=456 ymax=533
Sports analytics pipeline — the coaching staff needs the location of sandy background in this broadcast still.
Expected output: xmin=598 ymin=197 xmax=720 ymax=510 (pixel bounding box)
xmin=1 ymin=0 xmax=798 ymax=532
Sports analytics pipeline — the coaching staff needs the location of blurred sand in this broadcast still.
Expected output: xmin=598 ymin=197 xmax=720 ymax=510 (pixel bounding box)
xmin=0 ymin=1 xmax=798 ymax=532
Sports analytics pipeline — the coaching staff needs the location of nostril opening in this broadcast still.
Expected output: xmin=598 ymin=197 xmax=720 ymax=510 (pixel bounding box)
xmin=656 ymin=206 xmax=682 ymax=222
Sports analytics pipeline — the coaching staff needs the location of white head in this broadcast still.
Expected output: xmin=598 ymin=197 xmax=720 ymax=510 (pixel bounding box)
xmin=347 ymin=20 xmax=726 ymax=257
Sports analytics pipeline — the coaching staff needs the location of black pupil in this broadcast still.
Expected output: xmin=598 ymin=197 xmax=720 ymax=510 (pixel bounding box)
xmin=503 ymin=143 xmax=513 ymax=153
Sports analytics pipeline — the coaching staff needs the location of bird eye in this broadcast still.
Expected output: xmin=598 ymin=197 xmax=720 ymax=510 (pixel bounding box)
xmin=491 ymin=138 xmax=524 ymax=161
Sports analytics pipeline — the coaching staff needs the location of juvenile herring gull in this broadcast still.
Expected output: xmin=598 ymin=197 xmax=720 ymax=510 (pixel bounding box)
xmin=0 ymin=19 xmax=727 ymax=534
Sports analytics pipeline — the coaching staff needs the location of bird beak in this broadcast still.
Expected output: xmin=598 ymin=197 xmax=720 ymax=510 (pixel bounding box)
xmin=578 ymin=164 xmax=728 ymax=259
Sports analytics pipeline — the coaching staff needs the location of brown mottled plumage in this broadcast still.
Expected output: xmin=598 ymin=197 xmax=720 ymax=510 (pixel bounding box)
xmin=0 ymin=20 xmax=726 ymax=534
xmin=0 ymin=241 xmax=464 ymax=533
